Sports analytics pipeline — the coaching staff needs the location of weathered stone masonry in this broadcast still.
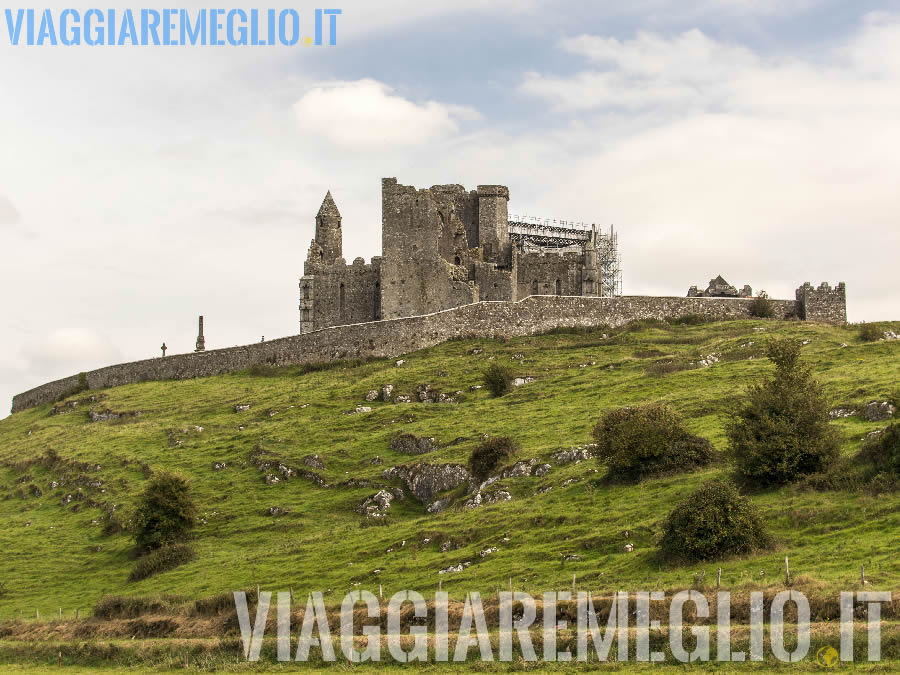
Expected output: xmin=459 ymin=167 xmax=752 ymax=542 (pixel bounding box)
xmin=10 ymin=291 xmax=841 ymax=414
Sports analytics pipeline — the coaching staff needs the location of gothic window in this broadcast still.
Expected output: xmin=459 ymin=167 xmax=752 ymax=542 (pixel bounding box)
xmin=556 ymin=279 xmax=562 ymax=295
xmin=339 ymin=283 xmax=346 ymax=314
xmin=302 ymin=309 xmax=309 ymax=322
xmin=454 ymin=255 xmax=461 ymax=265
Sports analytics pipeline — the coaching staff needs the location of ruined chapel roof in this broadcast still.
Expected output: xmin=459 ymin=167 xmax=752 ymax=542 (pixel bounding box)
xmin=317 ymin=190 xmax=341 ymax=219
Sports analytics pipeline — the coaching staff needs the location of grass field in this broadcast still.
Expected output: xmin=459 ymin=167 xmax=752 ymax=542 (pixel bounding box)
xmin=0 ymin=318 xmax=897 ymax=670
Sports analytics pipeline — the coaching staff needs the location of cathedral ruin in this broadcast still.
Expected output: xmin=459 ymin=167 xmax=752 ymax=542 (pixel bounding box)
xmin=299 ymin=178 xmax=622 ymax=333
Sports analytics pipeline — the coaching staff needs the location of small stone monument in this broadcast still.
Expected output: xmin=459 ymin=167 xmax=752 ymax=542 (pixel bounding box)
xmin=195 ymin=316 xmax=206 ymax=352
xmin=161 ymin=342 xmax=167 ymax=357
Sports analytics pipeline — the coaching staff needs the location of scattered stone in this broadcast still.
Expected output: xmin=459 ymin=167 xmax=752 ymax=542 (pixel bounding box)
xmin=511 ymin=354 xmax=524 ymax=360
xmin=267 ymin=506 xmax=288 ymax=516
xmin=193 ymin=426 xmax=204 ymax=433
xmin=212 ymin=462 xmax=227 ymax=471
xmin=267 ymin=409 xmax=279 ymax=417
xmin=373 ymin=569 xmax=382 ymax=575
xmin=697 ymin=354 xmax=720 ymax=368
xmin=394 ymin=395 xmax=412 ymax=404
xmin=265 ymin=474 xmax=280 ymax=485
xmin=439 ymin=541 xmax=454 ymax=553
xmin=303 ymin=454 xmax=325 ymax=469
xmin=464 ymin=491 xmax=511 ymax=509
xmin=829 ymin=408 xmax=856 ymax=419
xmin=356 ymin=489 xmax=397 ymax=517
xmin=564 ymin=554 xmax=583 ymax=562
xmin=234 ymin=404 xmax=251 ymax=412
xmin=49 ymin=481 xmax=59 ymax=489
xmin=238 ymin=425 xmax=245 ymax=431
xmin=480 ymin=547 xmax=498 ymax=557
xmin=884 ymin=331 xmax=899 ymax=341
xmin=439 ymin=563 xmax=465 ymax=574
xmin=865 ymin=401 xmax=896 ymax=422
xmin=865 ymin=429 xmax=885 ymax=441
xmin=395 ymin=359 xmax=406 ymax=367
xmin=89 ymin=410 xmax=141 ymax=423
xmin=536 ymin=486 xmax=553 ymax=495
xmin=624 ymin=543 xmax=635 ymax=553
xmin=426 ymin=498 xmax=450 ymax=514
xmin=801 ymin=339 xmax=811 ymax=346
xmin=469 ymin=385 xmax=483 ymax=391
xmin=382 ymin=384 xmax=394 ymax=401
xmin=347 ymin=406 xmax=372 ymax=415
xmin=512 ymin=376 xmax=535 ymax=386
xmin=561 ymin=478 xmax=579 ymax=488
xmin=534 ymin=464 xmax=552 ymax=477
xmin=469 ymin=348 xmax=483 ymax=355
xmin=553 ymin=446 xmax=594 ymax=464
xmin=369 ymin=456 xmax=383 ymax=465
xmin=365 ymin=390 xmax=379 ymax=402
xmin=840 ymin=343 xmax=848 ymax=348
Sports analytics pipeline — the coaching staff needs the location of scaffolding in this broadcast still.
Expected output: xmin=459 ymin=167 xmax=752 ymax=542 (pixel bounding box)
xmin=508 ymin=218 xmax=622 ymax=297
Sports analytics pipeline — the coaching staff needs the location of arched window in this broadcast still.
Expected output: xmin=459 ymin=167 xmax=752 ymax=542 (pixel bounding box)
xmin=339 ymin=283 xmax=346 ymax=314
xmin=531 ymin=280 xmax=538 ymax=296
xmin=302 ymin=308 xmax=310 ymax=322
xmin=301 ymin=283 xmax=310 ymax=299
xmin=555 ymin=279 xmax=562 ymax=295
xmin=454 ymin=255 xmax=461 ymax=265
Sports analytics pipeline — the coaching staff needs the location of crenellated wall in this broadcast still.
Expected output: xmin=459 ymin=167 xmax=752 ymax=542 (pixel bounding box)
xmin=11 ymin=293 xmax=806 ymax=415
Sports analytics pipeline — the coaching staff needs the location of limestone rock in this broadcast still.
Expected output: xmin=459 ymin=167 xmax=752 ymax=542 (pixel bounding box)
xmin=426 ymin=498 xmax=451 ymax=514
xmin=356 ymin=489 xmax=396 ymax=517
xmin=303 ymin=454 xmax=325 ymax=469
xmin=383 ymin=463 xmax=470 ymax=502
xmin=534 ymin=463 xmax=552 ymax=477
xmin=480 ymin=547 xmax=498 ymax=557
xmin=865 ymin=401 xmax=896 ymax=421
xmin=553 ymin=446 xmax=594 ymax=464
xmin=829 ymin=407 xmax=856 ymax=419
xmin=464 ymin=490 xmax=511 ymax=509
xmin=365 ymin=390 xmax=379 ymax=402
xmin=390 ymin=433 xmax=436 ymax=455
xmin=382 ymin=384 xmax=394 ymax=401
xmin=234 ymin=404 xmax=251 ymax=412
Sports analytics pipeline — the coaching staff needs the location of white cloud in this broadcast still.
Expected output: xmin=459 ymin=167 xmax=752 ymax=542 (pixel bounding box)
xmin=292 ymin=79 xmax=479 ymax=148
xmin=0 ymin=194 xmax=20 ymax=225
xmin=20 ymin=328 xmax=123 ymax=378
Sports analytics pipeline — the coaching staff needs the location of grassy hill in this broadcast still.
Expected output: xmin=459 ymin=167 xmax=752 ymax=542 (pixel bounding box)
xmin=0 ymin=318 xmax=898 ymax=670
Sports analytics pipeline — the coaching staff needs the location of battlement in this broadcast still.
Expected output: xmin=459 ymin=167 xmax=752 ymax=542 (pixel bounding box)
xmin=795 ymin=281 xmax=847 ymax=323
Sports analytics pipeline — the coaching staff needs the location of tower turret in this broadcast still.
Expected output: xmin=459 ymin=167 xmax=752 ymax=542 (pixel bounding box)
xmin=315 ymin=190 xmax=343 ymax=263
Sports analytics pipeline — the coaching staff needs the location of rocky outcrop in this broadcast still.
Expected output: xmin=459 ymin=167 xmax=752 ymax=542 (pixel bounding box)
xmin=389 ymin=433 xmax=436 ymax=455
xmin=303 ymin=454 xmax=325 ymax=469
xmin=865 ymin=401 xmax=896 ymax=422
xmin=355 ymin=488 xmax=404 ymax=517
xmin=89 ymin=409 xmax=141 ymax=423
xmin=553 ymin=446 xmax=595 ymax=464
xmin=382 ymin=463 xmax=470 ymax=502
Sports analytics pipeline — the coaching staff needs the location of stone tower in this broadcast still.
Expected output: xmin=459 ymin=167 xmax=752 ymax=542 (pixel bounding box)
xmin=581 ymin=226 xmax=601 ymax=296
xmin=314 ymin=191 xmax=343 ymax=263
xmin=476 ymin=185 xmax=510 ymax=264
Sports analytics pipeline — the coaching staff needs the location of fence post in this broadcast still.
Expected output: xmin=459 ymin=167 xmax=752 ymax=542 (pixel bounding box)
xmin=717 ymin=568 xmax=722 ymax=589
xmin=572 ymin=573 xmax=576 ymax=596
xmin=784 ymin=556 xmax=790 ymax=585
xmin=861 ymin=565 xmax=865 ymax=586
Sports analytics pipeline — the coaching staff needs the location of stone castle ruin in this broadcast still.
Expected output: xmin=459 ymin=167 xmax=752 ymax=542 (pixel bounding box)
xmin=10 ymin=176 xmax=846 ymax=414
xmin=299 ymin=178 xmax=622 ymax=333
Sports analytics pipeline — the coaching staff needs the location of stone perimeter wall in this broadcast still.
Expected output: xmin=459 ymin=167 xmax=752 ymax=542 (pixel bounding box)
xmin=11 ymin=294 xmax=805 ymax=414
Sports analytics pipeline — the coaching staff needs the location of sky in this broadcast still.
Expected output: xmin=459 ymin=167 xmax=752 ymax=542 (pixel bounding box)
xmin=1 ymin=1 xmax=899 ymax=417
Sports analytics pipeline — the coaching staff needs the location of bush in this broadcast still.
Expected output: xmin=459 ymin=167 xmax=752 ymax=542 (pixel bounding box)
xmin=659 ymin=480 xmax=773 ymax=562
xmin=726 ymin=338 xmax=840 ymax=487
xmin=857 ymin=423 xmax=900 ymax=477
xmin=749 ymin=295 xmax=775 ymax=318
xmin=132 ymin=471 xmax=197 ymax=553
xmin=469 ymin=436 xmax=519 ymax=480
xmin=93 ymin=593 xmax=186 ymax=619
xmin=858 ymin=323 xmax=882 ymax=342
xmin=248 ymin=363 xmax=279 ymax=377
xmin=483 ymin=363 xmax=514 ymax=397
xmin=593 ymin=402 xmax=715 ymax=481
xmin=128 ymin=544 xmax=195 ymax=582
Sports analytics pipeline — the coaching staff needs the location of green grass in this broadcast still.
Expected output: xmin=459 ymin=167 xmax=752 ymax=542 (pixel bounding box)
xmin=0 ymin=319 xmax=898 ymax=668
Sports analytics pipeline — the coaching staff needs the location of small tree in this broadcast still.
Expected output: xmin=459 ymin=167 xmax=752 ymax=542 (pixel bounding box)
xmin=132 ymin=471 xmax=197 ymax=553
xmin=593 ymin=402 xmax=715 ymax=481
xmin=858 ymin=323 xmax=882 ymax=342
xmin=469 ymin=436 xmax=518 ymax=481
xmin=749 ymin=294 xmax=775 ymax=318
xmin=660 ymin=480 xmax=772 ymax=562
xmin=483 ymin=363 xmax=514 ymax=397
xmin=726 ymin=338 xmax=840 ymax=486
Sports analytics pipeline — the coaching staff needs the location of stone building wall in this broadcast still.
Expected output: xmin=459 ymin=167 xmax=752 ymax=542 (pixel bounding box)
xmin=796 ymin=282 xmax=847 ymax=323
xmin=516 ymin=249 xmax=585 ymax=298
xmin=13 ymin=293 xmax=809 ymax=414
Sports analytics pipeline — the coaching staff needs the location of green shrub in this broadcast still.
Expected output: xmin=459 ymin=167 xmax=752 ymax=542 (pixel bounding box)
xmin=248 ymin=363 xmax=280 ymax=377
xmin=858 ymin=323 xmax=882 ymax=342
xmin=593 ymin=402 xmax=715 ymax=481
xmin=132 ymin=471 xmax=197 ymax=553
xmin=726 ymin=338 xmax=840 ymax=487
xmin=857 ymin=423 xmax=900 ymax=477
xmin=469 ymin=436 xmax=519 ymax=480
xmin=749 ymin=295 xmax=776 ymax=318
xmin=94 ymin=593 xmax=186 ymax=619
xmin=128 ymin=543 xmax=195 ymax=582
xmin=483 ymin=363 xmax=514 ymax=397
xmin=659 ymin=480 xmax=773 ymax=562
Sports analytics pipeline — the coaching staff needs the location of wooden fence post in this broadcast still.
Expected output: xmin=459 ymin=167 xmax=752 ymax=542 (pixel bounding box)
xmin=785 ymin=556 xmax=790 ymax=585
xmin=717 ymin=568 xmax=722 ymax=589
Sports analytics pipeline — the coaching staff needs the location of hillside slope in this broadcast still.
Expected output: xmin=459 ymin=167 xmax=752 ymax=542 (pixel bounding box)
xmin=0 ymin=319 xmax=898 ymax=620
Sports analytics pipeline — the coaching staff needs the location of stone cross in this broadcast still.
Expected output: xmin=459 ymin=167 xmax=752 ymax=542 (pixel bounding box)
xmin=161 ymin=342 xmax=167 ymax=357
xmin=195 ymin=316 xmax=206 ymax=352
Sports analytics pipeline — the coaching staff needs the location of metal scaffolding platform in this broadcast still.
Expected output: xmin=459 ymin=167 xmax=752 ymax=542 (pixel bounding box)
xmin=508 ymin=219 xmax=622 ymax=297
